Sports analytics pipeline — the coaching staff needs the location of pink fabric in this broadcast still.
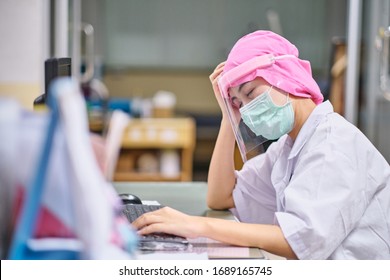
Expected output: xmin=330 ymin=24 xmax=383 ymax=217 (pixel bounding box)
xmin=223 ymin=30 xmax=323 ymax=105
xmin=13 ymin=185 xmax=75 ymax=238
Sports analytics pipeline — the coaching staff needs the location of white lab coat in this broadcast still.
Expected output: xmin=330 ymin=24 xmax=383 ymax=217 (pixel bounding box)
xmin=231 ymin=101 xmax=390 ymax=259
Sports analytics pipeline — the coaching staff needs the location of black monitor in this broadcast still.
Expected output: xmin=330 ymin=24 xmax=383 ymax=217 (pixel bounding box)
xmin=34 ymin=57 xmax=72 ymax=105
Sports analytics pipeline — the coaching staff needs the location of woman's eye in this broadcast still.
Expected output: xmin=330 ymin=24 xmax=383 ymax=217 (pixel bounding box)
xmin=246 ymin=89 xmax=254 ymax=97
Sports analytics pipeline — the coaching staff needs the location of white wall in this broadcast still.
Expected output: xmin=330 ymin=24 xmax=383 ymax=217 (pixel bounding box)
xmin=0 ymin=0 xmax=49 ymax=110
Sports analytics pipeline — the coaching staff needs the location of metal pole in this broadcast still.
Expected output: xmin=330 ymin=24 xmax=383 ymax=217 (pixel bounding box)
xmin=345 ymin=0 xmax=362 ymax=125
xmin=54 ymin=0 xmax=69 ymax=57
xmin=72 ymin=0 xmax=82 ymax=80
xmin=362 ymin=0 xmax=381 ymax=141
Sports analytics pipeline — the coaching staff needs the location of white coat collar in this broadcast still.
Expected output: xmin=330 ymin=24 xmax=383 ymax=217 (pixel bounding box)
xmin=288 ymin=100 xmax=334 ymax=159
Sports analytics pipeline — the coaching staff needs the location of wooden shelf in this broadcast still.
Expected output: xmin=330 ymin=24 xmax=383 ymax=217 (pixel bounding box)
xmin=114 ymin=118 xmax=196 ymax=182
xmin=114 ymin=172 xmax=183 ymax=182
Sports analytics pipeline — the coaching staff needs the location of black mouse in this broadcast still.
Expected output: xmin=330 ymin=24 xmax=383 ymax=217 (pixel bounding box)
xmin=119 ymin=193 xmax=142 ymax=205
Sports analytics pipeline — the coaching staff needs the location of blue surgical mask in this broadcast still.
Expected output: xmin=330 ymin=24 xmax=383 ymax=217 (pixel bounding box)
xmin=239 ymin=87 xmax=294 ymax=140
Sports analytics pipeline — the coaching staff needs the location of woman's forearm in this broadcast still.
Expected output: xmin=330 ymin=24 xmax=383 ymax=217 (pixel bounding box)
xmin=207 ymin=117 xmax=237 ymax=209
xmin=197 ymin=217 xmax=297 ymax=259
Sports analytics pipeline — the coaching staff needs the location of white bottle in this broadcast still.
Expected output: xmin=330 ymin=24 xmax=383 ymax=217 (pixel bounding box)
xmin=160 ymin=149 xmax=180 ymax=178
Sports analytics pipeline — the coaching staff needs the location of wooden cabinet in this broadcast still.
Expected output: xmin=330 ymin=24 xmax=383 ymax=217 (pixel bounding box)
xmin=114 ymin=118 xmax=196 ymax=182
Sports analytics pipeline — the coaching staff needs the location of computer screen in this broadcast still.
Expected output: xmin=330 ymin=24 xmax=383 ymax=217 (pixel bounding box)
xmin=34 ymin=57 xmax=72 ymax=105
xmin=44 ymin=58 xmax=72 ymax=95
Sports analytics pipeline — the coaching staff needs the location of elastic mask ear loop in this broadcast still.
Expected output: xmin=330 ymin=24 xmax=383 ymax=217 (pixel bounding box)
xmin=277 ymin=91 xmax=291 ymax=108
xmin=268 ymin=87 xmax=290 ymax=108
xmin=266 ymin=85 xmax=274 ymax=102
xmin=285 ymin=91 xmax=290 ymax=105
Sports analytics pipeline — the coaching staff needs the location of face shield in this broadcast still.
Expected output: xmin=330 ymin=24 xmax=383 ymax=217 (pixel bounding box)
xmin=218 ymin=54 xmax=295 ymax=162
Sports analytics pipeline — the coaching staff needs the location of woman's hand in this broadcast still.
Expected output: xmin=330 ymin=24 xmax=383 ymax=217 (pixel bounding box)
xmin=209 ymin=62 xmax=227 ymax=115
xmin=209 ymin=62 xmax=241 ymax=123
xmin=132 ymin=207 xmax=204 ymax=239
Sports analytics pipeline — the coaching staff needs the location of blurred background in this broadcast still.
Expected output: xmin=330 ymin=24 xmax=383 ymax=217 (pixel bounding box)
xmin=1 ymin=0 xmax=390 ymax=181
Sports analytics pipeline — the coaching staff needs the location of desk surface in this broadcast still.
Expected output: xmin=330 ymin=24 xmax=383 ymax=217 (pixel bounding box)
xmin=115 ymin=181 xmax=209 ymax=216
xmin=114 ymin=181 xmax=285 ymax=260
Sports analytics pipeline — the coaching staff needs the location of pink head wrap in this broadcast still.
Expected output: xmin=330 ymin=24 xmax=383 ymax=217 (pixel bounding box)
xmin=222 ymin=30 xmax=323 ymax=105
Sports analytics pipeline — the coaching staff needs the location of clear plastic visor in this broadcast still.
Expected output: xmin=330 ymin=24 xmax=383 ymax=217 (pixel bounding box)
xmin=218 ymin=54 xmax=293 ymax=162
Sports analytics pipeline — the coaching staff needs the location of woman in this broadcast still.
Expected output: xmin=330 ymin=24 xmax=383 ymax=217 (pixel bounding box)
xmin=133 ymin=30 xmax=390 ymax=259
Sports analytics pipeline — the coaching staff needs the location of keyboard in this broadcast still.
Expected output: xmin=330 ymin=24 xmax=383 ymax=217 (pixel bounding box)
xmin=122 ymin=204 xmax=163 ymax=223
xmin=122 ymin=204 xmax=189 ymax=250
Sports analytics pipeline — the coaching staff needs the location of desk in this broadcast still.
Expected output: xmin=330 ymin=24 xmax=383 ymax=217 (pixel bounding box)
xmin=114 ymin=181 xmax=285 ymax=260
